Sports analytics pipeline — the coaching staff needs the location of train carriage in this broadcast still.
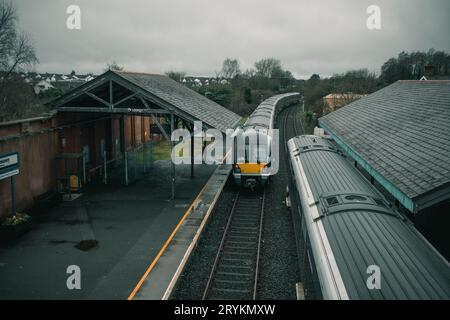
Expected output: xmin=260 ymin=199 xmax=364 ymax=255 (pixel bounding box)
xmin=288 ymin=135 xmax=450 ymax=300
xmin=233 ymin=93 xmax=301 ymax=188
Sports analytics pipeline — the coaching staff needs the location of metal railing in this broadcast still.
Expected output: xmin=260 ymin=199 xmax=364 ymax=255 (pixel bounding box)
xmin=88 ymin=141 xmax=155 ymax=186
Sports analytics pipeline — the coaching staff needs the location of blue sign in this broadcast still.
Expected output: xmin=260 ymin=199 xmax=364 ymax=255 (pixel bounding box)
xmin=0 ymin=152 xmax=20 ymax=181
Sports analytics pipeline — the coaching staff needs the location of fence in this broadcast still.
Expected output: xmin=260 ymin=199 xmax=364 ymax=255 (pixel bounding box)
xmin=88 ymin=141 xmax=155 ymax=187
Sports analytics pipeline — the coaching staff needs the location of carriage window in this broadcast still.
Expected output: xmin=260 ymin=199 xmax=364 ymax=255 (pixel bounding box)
xmin=245 ymin=136 xmax=249 ymax=162
xmin=326 ymin=197 xmax=339 ymax=206
xmin=245 ymin=142 xmax=268 ymax=163
xmin=235 ymin=137 xmax=246 ymax=163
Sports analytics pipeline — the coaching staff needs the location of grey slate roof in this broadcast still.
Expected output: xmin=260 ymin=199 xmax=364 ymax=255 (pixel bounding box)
xmin=319 ymin=80 xmax=450 ymax=211
xmin=115 ymin=71 xmax=241 ymax=132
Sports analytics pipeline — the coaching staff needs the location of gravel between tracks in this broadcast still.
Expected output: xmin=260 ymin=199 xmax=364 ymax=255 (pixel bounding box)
xmin=170 ymin=182 xmax=237 ymax=300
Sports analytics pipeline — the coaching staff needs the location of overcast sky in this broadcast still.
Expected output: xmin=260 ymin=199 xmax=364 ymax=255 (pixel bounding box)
xmin=14 ymin=0 xmax=450 ymax=78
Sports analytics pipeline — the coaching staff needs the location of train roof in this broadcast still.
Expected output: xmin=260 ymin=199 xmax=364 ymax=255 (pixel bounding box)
xmin=243 ymin=93 xmax=300 ymax=130
xmin=289 ymin=135 xmax=450 ymax=299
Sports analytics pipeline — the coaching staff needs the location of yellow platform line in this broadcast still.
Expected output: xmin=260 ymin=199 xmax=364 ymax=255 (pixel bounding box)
xmin=127 ymin=151 xmax=232 ymax=300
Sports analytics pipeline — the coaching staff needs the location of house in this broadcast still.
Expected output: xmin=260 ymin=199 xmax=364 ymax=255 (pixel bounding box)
xmin=34 ymin=79 xmax=54 ymax=94
xmin=319 ymin=80 xmax=450 ymax=258
xmin=323 ymin=93 xmax=366 ymax=114
xmin=319 ymin=80 xmax=450 ymax=214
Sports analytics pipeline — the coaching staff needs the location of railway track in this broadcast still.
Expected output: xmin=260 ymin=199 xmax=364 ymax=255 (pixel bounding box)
xmin=202 ymin=189 xmax=266 ymax=300
xmin=201 ymin=104 xmax=299 ymax=300
xmin=172 ymin=102 xmax=303 ymax=300
xmin=283 ymin=103 xmax=302 ymax=146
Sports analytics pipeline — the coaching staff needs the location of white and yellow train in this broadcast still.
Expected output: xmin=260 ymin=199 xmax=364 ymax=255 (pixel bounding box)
xmin=232 ymin=93 xmax=301 ymax=188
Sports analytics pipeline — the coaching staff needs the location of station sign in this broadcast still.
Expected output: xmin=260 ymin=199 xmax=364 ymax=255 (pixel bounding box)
xmin=0 ymin=152 xmax=20 ymax=181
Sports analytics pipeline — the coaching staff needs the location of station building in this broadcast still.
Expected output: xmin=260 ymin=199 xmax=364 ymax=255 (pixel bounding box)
xmin=0 ymin=70 xmax=241 ymax=219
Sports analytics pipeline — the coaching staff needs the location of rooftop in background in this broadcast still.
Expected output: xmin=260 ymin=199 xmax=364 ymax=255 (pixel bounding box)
xmin=323 ymin=93 xmax=367 ymax=113
xmin=52 ymin=70 xmax=241 ymax=133
xmin=15 ymin=72 xmax=96 ymax=84
xmin=319 ymin=80 xmax=450 ymax=213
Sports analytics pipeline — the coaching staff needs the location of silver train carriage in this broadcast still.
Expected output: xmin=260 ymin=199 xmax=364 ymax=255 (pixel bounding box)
xmin=288 ymin=135 xmax=450 ymax=300
xmin=232 ymin=93 xmax=301 ymax=188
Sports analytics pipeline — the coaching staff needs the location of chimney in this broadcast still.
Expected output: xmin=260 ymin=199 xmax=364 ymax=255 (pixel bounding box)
xmin=424 ymin=65 xmax=435 ymax=78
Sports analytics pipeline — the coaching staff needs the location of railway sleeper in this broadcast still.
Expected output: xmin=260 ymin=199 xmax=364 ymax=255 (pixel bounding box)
xmin=222 ymin=257 xmax=253 ymax=264
xmin=225 ymin=240 xmax=257 ymax=246
xmin=221 ymin=253 xmax=255 ymax=261
xmin=212 ymin=280 xmax=252 ymax=290
xmin=223 ymin=245 xmax=254 ymax=253
xmin=209 ymin=288 xmax=252 ymax=300
xmin=229 ymin=231 xmax=258 ymax=237
xmin=231 ymin=221 xmax=259 ymax=227
xmin=220 ymin=261 xmax=253 ymax=268
xmin=218 ymin=265 xmax=255 ymax=275
xmin=230 ymin=225 xmax=258 ymax=231
xmin=227 ymin=234 xmax=257 ymax=240
xmin=216 ymin=271 xmax=253 ymax=280
xmin=214 ymin=279 xmax=251 ymax=285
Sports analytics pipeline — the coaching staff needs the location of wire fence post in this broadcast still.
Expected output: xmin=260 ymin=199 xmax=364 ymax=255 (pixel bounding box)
xmin=82 ymin=156 xmax=86 ymax=185
xmin=10 ymin=176 xmax=16 ymax=215
xmin=171 ymin=112 xmax=175 ymax=200
xmin=103 ymin=151 xmax=107 ymax=185
xmin=124 ymin=151 xmax=129 ymax=186
xmin=150 ymin=141 xmax=153 ymax=165
xmin=134 ymin=149 xmax=137 ymax=179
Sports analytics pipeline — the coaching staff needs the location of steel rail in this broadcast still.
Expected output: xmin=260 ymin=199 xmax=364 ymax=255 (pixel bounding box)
xmin=202 ymin=191 xmax=241 ymax=300
xmin=252 ymin=189 xmax=266 ymax=300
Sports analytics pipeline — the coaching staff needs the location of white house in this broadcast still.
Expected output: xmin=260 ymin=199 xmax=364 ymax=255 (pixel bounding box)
xmin=34 ymin=80 xmax=54 ymax=94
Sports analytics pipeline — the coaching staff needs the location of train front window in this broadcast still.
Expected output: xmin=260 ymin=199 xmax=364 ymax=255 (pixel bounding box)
xmin=245 ymin=143 xmax=268 ymax=163
xmin=235 ymin=131 xmax=269 ymax=164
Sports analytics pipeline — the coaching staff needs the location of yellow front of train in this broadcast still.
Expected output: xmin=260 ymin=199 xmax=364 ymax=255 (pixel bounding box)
xmin=232 ymin=129 xmax=272 ymax=188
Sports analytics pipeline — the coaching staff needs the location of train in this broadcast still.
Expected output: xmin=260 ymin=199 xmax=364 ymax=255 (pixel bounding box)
xmin=232 ymin=93 xmax=301 ymax=188
xmin=287 ymin=135 xmax=450 ymax=300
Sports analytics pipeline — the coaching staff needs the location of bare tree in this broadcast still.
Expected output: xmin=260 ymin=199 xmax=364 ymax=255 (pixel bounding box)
xmin=0 ymin=1 xmax=16 ymax=67
xmin=0 ymin=0 xmax=39 ymax=121
xmin=2 ymin=34 xmax=38 ymax=79
xmin=0 ymin=1 xmax=37 ymax=78
xmin=220 ymin=58 xmax=241 ymax=79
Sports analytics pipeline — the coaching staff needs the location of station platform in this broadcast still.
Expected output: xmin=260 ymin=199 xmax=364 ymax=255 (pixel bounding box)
xmin=129 ymin=163 xmax=231 ymax=300
xmin=0 ymin=160 xmax=221 ymax=299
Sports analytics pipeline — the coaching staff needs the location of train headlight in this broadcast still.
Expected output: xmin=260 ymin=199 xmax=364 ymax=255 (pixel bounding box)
xmin=261 ymin=163 xmax=271 ymax=174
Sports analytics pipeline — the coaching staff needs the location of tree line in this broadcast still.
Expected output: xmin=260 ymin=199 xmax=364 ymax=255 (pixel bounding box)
xmin=1 ymin=0 xmax=450 ymax=122
xmin=166 ymin=49 xmax=450 ymax=118
xmin=0 ymin=0 xmax=39 ymax=122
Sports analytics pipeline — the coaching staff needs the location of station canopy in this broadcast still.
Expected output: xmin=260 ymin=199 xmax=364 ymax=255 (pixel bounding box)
xmin=52 ymin=70 xmax=241 ymax=133
xmin=319 ymin=80 xmax=450 ymax=213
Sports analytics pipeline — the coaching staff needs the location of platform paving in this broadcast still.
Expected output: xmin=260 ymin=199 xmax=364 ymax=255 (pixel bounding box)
xmin=131 ymin=164 xmax=231 ymax=300
xmin=0 ymin=161 xmax=216 ymax=299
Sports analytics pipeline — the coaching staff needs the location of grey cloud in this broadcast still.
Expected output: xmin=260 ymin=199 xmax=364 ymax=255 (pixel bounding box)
xmin=14 ymin=0 xmax=450 ymax=78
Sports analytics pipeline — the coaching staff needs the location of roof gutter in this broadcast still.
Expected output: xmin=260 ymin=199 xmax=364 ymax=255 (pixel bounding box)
xmin=319 ymin=119 xmax=417 ymax=213
xmin=414 ymin=183 xmax=450 ymax=212
xmin=0 ymin=111 xmax=56 ymax=127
